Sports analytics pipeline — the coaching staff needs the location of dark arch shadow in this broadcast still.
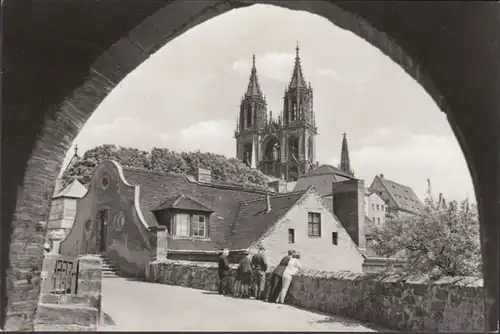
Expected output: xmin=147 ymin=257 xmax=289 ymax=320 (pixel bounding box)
xmin=2 ymin=1 xmax=498 ymax=331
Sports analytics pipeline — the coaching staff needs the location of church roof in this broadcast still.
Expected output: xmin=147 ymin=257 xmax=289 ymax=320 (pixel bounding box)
xmin=339 ymin=133 xmax=354 ymax=176
xmin=53 ymin=179 xmax=87 ymax=199
xmin=371 ymin=175 xmax=424 ymax=214
xmin=227 ymin=190 xmax=308 ymax=249
xmin=245 ymin=54 xmax=263 ymax=97
xmin=288 ymin=44 xmax=307 ymax=89
xmin=304 ymin=164 xmax=353 ymax=178
xmin=293 ymin=164 xmax=355 ymax=196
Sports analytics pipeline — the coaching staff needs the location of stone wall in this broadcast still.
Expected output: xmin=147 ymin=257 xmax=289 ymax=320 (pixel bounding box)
xmin=34 ymin=255 xmax=103 ymax=331
xmin=146 ymin=260 xmax=484 ymax=332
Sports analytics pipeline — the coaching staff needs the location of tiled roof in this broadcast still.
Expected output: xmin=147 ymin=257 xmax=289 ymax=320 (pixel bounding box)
xmin=294 ymin=164 xmax=353 ymax=196
xmin=373 ymin=176 xmax=424 ymax=214
xmin=228 ymin=190 xmax=307 ymax=249
xmin=121 ymin=167 xmax=267 ymax=251
xmin=53 ymin=179 xmax=87 ymax=199
xmin=302 ymin=164 xmax=353 ymax=178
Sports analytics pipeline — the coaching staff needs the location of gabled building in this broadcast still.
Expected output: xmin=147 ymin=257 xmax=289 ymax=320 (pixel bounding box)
xmin=369 ymin=174 xmax=424 ymax=216
xmin=59 ymin=160 xmax=365 ymax=277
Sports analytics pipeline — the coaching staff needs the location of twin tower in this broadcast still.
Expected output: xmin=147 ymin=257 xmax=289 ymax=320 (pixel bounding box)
xmin=234 ymin=45 xmax=318 ymax=182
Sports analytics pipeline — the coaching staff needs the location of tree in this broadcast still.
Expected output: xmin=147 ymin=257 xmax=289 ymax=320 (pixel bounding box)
xmin=61 ymin=145 xmax=269 ymax=189
xmin=368 ymin=180 xmax=482 ymax=279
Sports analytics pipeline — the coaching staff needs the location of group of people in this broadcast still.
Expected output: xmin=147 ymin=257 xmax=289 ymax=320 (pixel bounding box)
xmin=217 ymin=247 xmax=302 ymax=304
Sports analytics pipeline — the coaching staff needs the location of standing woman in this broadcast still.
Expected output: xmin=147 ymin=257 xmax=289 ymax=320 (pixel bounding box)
xmin=277 ymin=252 xmax=302 ymax=304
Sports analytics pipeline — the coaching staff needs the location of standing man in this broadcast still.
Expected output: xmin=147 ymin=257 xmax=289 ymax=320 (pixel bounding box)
xmin=251 ymin=246 xmax=268 ymax=300
xmin=268 ymin=249 xmax=294 ymax=303
xmin=218 ymin=248 xmax=230 ymax=295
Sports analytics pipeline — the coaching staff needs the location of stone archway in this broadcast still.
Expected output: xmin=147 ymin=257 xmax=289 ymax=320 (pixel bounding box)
xmin=3 ymin=1 xmax=499 ymax=331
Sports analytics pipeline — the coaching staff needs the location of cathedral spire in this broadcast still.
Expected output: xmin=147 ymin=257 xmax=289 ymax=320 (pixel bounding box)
xmin=245 ymin=53 xmax=262 ymax=97
xmin=288 ymin=43 xmax=307 ymax=89
xmin=339 ymin=133 xmax=354 ymax=176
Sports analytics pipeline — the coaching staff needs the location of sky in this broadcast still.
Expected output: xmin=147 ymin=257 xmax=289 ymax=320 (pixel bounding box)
xmin=63 ymin=4 xmax=475 ymax=203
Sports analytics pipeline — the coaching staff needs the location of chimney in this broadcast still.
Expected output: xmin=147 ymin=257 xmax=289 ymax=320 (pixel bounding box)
xmin=332 ymin=179 xmax=366 ymax=251
xmin=197 ymin=168 xmax=212 ymax=183
xmin=380 ymin=174 xmax=384 ymax=179
xmin=265 ymin=193 xmax=271 ymax=213
xmin=268 ymin=179 xmax=287 ymax=193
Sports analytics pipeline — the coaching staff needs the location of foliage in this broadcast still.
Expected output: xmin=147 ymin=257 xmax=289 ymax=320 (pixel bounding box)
xmin=368 ymin=180 xmax=482 ymax=279
xmin=61 ymin=145 xmax=269 ymax=189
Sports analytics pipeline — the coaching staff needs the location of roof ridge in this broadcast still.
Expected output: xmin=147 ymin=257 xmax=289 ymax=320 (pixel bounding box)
xmin=238 ymin=190 xmax=306 ymax=205
xmin=122 ymin=165 xmax=269 ymax=194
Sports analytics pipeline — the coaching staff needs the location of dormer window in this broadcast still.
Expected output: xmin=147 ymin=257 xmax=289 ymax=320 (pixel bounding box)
xmin=173 ymin=213 xmax=207 ymax=238
xmin=153 ymin=194 xmax=213 ymax=239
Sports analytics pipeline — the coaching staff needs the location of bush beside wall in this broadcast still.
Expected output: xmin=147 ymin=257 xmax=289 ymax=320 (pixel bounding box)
xmin=146 ymin=260 xmax=484 ymax=332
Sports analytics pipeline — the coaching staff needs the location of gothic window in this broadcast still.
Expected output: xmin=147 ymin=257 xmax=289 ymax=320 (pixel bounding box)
xmin=272 ymin=142 xmax=280 ymax=161
xmin=265 ymin=139 xmax=280 ymax=161
xmin=308 ymin=137 xmax=314 ymax=162
xmin=289 ymin=138 xmax=299 ymax=160
xmin=246 ymin=107 xmax=252 ymax=128
xmin=243 ymin=143 xmax=253 ymax=166
xmin=291 ymin=104 xmax=297 ymax=121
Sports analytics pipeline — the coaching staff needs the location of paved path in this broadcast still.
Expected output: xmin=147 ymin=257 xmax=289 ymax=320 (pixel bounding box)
xmin=100 ymin=278 xmax=389 ymax=331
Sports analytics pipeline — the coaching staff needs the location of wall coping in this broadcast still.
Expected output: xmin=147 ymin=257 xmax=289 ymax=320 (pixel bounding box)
xmin=151 ymin=259 xmax=483 ymax=287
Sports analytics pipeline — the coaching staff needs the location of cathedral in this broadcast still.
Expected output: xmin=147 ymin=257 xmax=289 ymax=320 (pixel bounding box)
xmin=234 ymin=45 xmax=319 ymax=182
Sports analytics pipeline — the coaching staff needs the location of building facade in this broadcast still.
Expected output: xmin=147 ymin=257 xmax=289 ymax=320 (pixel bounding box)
xmin=365 ymin=190 xmax=387 ymax=227
xmin=368 ymin=174 xmax=424 ymax=217
xmin=59 ymin=160 xmax=364 ymax=277
xmin=234 ymin=46 xmax=318 ymax=182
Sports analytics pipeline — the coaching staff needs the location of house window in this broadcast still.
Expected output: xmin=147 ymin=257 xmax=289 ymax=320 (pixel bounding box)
xmin=308 ymin=212 xmax=321 ymax=237
xmin=174 ymin=214 xmax=190 ymax=237
xmin=288 ymin=229 xmax=295 ymax=244
xmin=191 ymin=215 xmax=206 ymax=237
xmin=332 ymin=232 xmax=338 ymax=245
xmin=377 ymin=204 xmax=380 ymax=210
xmin=377 ymin=217 xmax=381 ymax=223
xmin=372 ymin=204 xmax=375 ymax=210
xmin=172 ymin=213 xmax=207 ymax=238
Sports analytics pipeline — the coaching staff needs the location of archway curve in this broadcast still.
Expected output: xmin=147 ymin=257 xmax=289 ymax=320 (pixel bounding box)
xmin=3 ymin=1 xmax=499 ymax=331
xmin=260 ymin=134 xmax=281 ymax=160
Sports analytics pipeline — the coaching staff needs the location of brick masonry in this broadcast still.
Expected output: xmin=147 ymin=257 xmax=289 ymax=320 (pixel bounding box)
xmin=34 ymin=255 xmax=103 ymax=331
xmin=146 ymin=260 xmax=484 ymax=332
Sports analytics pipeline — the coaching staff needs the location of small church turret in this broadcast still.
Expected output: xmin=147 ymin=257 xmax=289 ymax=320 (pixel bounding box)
xmin=339 ymin=133 xmax=354 ymax=177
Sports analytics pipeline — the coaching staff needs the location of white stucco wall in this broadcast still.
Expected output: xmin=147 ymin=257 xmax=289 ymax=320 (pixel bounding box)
xmin=257 ymin=191 xmax=364 ymax=273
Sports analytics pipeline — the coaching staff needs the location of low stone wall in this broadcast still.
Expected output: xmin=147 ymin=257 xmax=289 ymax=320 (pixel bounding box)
xmin=34 ymin=255 xmax=103 ymax=331
xmin=146 ymin=260 xmax=484 ymax=332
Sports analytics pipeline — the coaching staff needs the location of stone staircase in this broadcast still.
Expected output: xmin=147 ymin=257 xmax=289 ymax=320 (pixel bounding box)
xmin=97 ymin=254 xmax=120 ymax=278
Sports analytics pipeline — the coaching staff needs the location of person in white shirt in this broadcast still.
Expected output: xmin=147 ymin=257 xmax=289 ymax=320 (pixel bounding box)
xmin=277 ymin=252 xmax=302 ymax=303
